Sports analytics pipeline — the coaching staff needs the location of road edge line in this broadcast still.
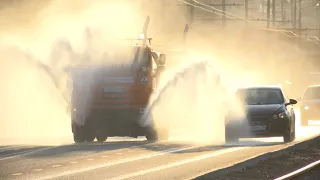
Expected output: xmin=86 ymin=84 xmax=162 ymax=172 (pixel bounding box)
xmin=191 ymin=134 xmax=320 ymax=180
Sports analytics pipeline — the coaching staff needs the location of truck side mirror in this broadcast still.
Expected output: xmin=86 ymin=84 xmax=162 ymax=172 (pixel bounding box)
xmin=159 ymin=54 xmax=166 ymax=66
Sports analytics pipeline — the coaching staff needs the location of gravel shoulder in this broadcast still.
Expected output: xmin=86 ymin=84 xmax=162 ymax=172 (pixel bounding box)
xmin=209 ymin=138 xmax=320 ymax=180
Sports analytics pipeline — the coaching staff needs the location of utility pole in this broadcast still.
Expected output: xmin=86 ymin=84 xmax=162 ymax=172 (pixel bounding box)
xmin=162 ymin=0 xmax=166 ymax=33
xmin=189 ymin=0 xmax=194 ymax=27
xmin=281 ymin=0 xmax=284 ymax=26
xmin=293 ymin=0 xmax=297 ymax=28
xmin=272 ymin=0 xmax=276 ymax=26
xmin=245 ymin=0 xmax=248 ymax=26
xmin=261 ymin=0 xmax=265 ymax=18
xmin=267 ymin=0 xmax=271 ymax=28
xmin=222 ymin=0 xmax=226 ymax=28
xmin=298 ymin=0 xmax=302 ymax=30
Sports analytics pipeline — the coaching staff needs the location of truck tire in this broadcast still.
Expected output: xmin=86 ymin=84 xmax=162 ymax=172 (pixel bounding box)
xmin=157 ymin=128 xmax=169 ymax=141
xmin=96 ymin=132 xmax=107 ymax=142
xmin=73 ymin=131 xmax=85 ymax=143
xmin=85 ymin=132 xmax=95 ymax=142
xmin=145 ymin=127 xmax=158 ymax=141
xmin=73 ymin=124 xmax=86 ymax=143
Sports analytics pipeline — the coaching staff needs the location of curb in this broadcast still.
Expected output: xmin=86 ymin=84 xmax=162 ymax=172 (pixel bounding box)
xmin=193 ymin=135 xmax=320 ymax=180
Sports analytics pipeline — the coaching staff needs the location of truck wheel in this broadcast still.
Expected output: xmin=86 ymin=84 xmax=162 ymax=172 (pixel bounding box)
xmin=73 ymin=125 xmax=85 ymax=143
xmin=73 ymin=132 xmax=85 ymax=143
xmin=85 ymin=133 xmax=95 ymax=142
xmin=145 ymin=127 xmax=158 ymax=141
xmin=158 ymin=128 xmax=169 ymax=141
xmin=96 ymin=132 xmax=107 ymax=142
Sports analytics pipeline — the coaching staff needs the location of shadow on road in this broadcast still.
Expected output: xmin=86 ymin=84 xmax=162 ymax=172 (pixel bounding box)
xmin=128 ymin=139 xmax=284 ymax=154
xmin=0 ymin=145 xmax=51 ymax=157
xmin=0 ymin=140 xmax=151 ymax=159
xmin=0 ymin=138 xmax=285 ymax=159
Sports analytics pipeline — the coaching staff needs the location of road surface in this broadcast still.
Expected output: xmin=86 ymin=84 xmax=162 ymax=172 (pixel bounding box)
xmin=0 ymin=110 xmax=319 ymax=180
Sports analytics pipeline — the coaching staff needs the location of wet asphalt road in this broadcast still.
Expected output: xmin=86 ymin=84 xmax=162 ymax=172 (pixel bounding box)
xmin=1 ymin=110 xmax=320 ymax=180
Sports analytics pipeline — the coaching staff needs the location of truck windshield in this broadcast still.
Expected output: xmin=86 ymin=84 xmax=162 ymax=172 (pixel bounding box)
xmin=303 ymin=87 xmax=320 ymax=100
xmin=104 ymin=46 xmax=150 ymax=67
xmin=236 ymin=88 xmax=285 ymax=105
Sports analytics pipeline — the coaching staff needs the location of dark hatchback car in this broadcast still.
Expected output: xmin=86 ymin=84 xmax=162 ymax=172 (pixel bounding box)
xmin=225 ymin=85 xmax=297 ymax=143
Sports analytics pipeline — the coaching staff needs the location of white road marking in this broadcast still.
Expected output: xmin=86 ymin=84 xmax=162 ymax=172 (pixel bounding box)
xmin=32 ymin=169 xmax=43 ymax=172
xmin=69 ymin=161 xmax=78 ymax=164
xmin=0 ymin=146 xmax=61 ymax=161
xmin=52 ymin=165 xmax=62 ymax=168
xmin=11 ymin=173 xmax=23 ymax=176
xmin=107 ymin=147 xmax=247 ymax=180
xmin=35 ymin=146 xmax=200 ymax=180
xmin=102 ymin=156 xmax=109 ymax=158
xmin=87 ymin=159 xmax=94 ymax=161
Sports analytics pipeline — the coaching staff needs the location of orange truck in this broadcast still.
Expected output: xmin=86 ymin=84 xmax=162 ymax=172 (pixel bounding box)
xmin=67 ymin=38 xmax=169 ymax=143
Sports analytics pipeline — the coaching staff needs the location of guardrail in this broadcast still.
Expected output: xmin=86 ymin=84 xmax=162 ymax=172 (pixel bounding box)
xmin=275 ymin=160 xmax=320 ymax=180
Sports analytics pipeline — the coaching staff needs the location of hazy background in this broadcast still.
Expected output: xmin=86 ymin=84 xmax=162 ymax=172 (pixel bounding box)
xmin=0 ymin=0 xmax=319 ymax=145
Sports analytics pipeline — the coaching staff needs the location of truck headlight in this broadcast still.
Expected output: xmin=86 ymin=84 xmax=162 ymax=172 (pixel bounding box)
xmin=304 ymin=106 xmax=309 ymax=110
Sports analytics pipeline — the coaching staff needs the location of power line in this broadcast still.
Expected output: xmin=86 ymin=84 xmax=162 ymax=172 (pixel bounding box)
xmin=302 ymin=0 xmax=320 ymax=9
xmin=176 ymin=0 xmax=320 ymax=44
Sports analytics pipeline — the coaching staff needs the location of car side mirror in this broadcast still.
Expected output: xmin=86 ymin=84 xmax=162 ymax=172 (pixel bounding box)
xmin=286 ymin=98 xmax=297 ymax=106
xmin=158 ymin=54 xmax=166 ymax=66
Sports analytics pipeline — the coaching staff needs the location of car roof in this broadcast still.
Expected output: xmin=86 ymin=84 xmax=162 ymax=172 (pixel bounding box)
xmin=237 ymin=85 xmax=282 ymax=90
xmin=306 ymin=85 xmax=320 ymax=89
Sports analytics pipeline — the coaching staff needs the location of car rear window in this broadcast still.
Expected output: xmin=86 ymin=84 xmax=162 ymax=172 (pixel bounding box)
xmin=303 ymin=86 xmax=320 ymax=100
xmin=236 ymin=88 xmax=285 ymax=105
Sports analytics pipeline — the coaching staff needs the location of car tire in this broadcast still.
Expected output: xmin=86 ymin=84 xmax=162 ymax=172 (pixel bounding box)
xmin=283 ymin=121 xmax=295 ymax=143
xmin=225 ymin=126 xmax=239 ymax=144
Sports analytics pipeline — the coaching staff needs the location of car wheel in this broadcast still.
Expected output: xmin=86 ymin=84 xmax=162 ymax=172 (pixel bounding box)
xmin=225 ymin=126 xmax=239 ymax=144
xmin=283 ymin=122 xmax=295 ymax=143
